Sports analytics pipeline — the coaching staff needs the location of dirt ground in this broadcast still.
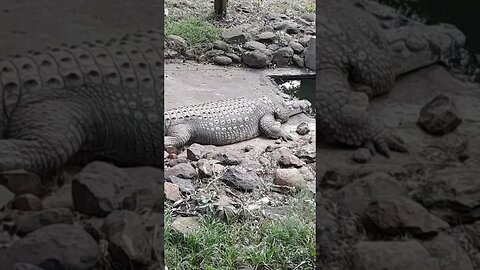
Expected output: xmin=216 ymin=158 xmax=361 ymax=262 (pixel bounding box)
xmin=0 ymin=0 xmax=162 ymax=56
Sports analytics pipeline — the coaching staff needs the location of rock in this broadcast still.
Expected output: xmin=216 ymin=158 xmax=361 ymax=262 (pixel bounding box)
xmin=418 ymin=94 xmax=462 ymax=135
xmin=244 ymin=41 xmax=267 ymax=51
xmin=205 ymin=49 xmax=224 ymax=58
xmin=120 ymin=166 xmax=163 ymax=211
xmin=11 ymin=263 xmax=46 ymax=270
xmin=185 ymin=49 xmax=197 ymax=60
xmin=166 ymin=35 xmax=188 ymax=51
xmin=164 ymin=182 xmax=182 ymax=201
xmin=298 ymin=166 xmax=315 ymax=181
xmin=273 ymin=47 xmax=294 ymax=67
xmin=0 ymin=224 xmax=99 ymax=270
xmin=352 ymin=148 xmax=372 ymax=163
xmin=240 ymin=159 xmax=264 ymax=174
xmin=168 ymin=158 xmax=189 ymax=167
xmin=212 ymin=40 xmax=229 ymax=51
xmin=165 ymin=163 xmax=197 ymax=179
xmin=296 ymin=122 xmax=310 ymax=135
xmin=300 ymin=13 xmax=315 ymax=22
xmin=15 ymin=208 xmax=74 ymax=235
xmin=256 ymin=31 xmax=276 ymax=42
xmin=72 ymin=168 xmax=130 ymax=217
xmin=220 ymin=167 xmax=261 ymax=192
xmin=42 ymin=184 xmax=73 ymax=209
xmin=422 ymin=233 xmax=474 ymax=270
xmin=267 ymin=43 xmax=280 ymax=51
xmin=298 ymin=35 xmax=313 ymax=47
xmin=332 ymin=172 xmax=407 ymax=214
xmin=10 ymin=194 xmax=43 ymax=211
xmin=274 ymin=169 xmax=306 ymax=189
xmin=294 ymin=148 xmax=316 ymax=163
xmin=288 ymin=41 xmax=304 ymax=53
xmin=353 ymin=241 xmax=441 ymax=270
xmin=242 ymin=50 xmax=272 ymax=68
xmin=464 ymin=221 xmax=480 ymax=250
xmin=0 ymin=170 xmax=46 ymax=196
xmin=278 ymin=154 xmax=305 ymax=168
xmin=171 ymin=216 xmax=201 ymax=235
xmin=102 ymin=211 xmax=152 ymax=266
xmin=286 ymin=23 xmax=300 ymax=34
xmin=304 ymin=36 xmax=315 ymax=70
xmin=213 ymin=151 xmax=242 ymax=165
xmin=164 ymin=49 xmax=179 ymax=59
xmin=212 ymin=55 xmax=232 ymax=65
xmin=167 ymin=176 xmax=194 ymax=194
xmin=225 ymin=53 xmax=241 ymax=63
xmin=221 ymin=28 xmax=249 ymax=43
xmin=413 ymin=168 xmax=480 ymax=223
xmin=292 ymin=54 xmax=304 ymax=67
xmin=0 ymin=185 xmax=14 ymax=208
xmin=214 ymin=195 xmax=237 ymax=219
xmin=197 ymin=159 xmax=224 ymax=178
xmin=273 ymin=21 xmax=288 ymax=30
xmin=365 ymin=196 xmax=449 ymax=237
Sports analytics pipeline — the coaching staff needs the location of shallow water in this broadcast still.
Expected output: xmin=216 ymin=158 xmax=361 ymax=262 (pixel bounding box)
xmin=274 ymin=77 xmax=315 ymax=105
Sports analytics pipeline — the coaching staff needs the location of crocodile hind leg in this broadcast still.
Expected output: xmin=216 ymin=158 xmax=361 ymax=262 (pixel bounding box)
xmin=164 ymin=124 xmax=192 ymax=148
xmin=0 ymin=99 xmax=88 ymax=172
xmin=259 ymin=114 xmax=292 ymax=141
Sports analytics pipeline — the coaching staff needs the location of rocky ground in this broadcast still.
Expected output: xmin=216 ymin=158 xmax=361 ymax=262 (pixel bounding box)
xmin=165 ymin=0 xmax=316 ymax=70
xmin=317 ymin=1 xmax=480 ymax=270
xmin=0 ymin=0 xmax=164 ymax=270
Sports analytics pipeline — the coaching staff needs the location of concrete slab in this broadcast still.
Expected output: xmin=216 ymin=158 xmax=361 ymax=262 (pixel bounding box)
xmin=164 ymin=61 xmax=314 ymax=110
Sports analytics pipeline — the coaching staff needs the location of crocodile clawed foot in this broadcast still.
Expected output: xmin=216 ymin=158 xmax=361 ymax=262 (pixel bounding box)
xmin=280 ymin=133 xmax=293 ymax=142
xmin=365 ymin=130 xmax=409 ymax=158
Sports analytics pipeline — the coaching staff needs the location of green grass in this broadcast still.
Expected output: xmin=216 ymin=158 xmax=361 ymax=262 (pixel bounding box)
xmin=304 ymin=2 xmax=315 ymax=12
xmin=164 ymin=191 xmax=315 ymax=270
xmin=165 ymin=17 xmax=224 ymax=47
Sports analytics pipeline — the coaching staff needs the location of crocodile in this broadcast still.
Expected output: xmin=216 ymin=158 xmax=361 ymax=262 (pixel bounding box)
xmin=316 ymin=0 xmax=465 ymax=157
xmin=164 ymin=96 xmax=311 ymax=149
xmin=0 ymin=29 xmax=163 ymax=173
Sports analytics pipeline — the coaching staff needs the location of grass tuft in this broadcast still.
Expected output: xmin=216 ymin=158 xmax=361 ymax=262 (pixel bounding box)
xmin=165 ymin=17 xmax=224 ymax=47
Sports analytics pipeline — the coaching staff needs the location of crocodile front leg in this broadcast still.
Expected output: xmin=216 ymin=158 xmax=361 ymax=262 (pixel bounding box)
xmin=0 ymin=98 xmax=88 ymax=172
xmin=164 ymin=124 xmax=192 ymax=149
xmin=259 ymin=114 xmax=292 ymax=141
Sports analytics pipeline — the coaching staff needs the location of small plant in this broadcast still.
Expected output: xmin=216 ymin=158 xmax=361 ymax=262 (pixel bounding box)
xmin=165 ymin=17 xmax=224 ymax=47
xmin=305 ymin=2 xmax=315 ymax=13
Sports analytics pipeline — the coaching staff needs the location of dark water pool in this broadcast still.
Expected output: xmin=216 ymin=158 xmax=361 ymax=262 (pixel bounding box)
xmin=272 ymin=76 xmax=315 ymax=106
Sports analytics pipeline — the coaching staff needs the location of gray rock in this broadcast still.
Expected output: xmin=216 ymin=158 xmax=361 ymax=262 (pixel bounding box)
xmin=242 ymin=50 xmax=272 ymax=68
xmin=15 ymin=208 xmax=74 ymax=235
xmin=0 ymin=224 xmax=99 ymax=270
xmin=244 ymin=41 xmax=266 ymax=51
xmin=292 ymin=54 xmax=305 ymax=67
xmin=220 ymin=167 xmax=261 ymax=192
xmin=304 ymin=36 xmax=315 ymax=70
xmin=289 ymin=41 xmax=304 ymax=53
xmin=256 ymin=31 xmax=277 ymax=42
xmin=353 ymin=241 xmax=441 ymax=270
xmin=300 ymin=13 xmax=315 ymax=22
xmin=197 ymin=159 xmax=224 ymax=178
xmin=221 ymin=28 xmax=250 ymax=43
xmin=272 ymin=47 xmax=294 ymax=67
xmin=332 ymin=172 xmax=407 ymax=214
xmin=296 ymin=123 xmax=310 ymax=136
xmin=418 ymin=94 xmax=462 ymax=135
xmin=278 ymin=154 xmax=305 ymax=168
xmin=352 ymin=148 xmax=372 ymax=163
xmin=267 ymin=43 xmax=280 ymax=51
xmin=286 ymin=23 xmax=300 ymax=34
xmin=365 ymin=196 xmax=450 ymax=237
xmin=413 ymin=168 xmax=480 ymax=223
xmin=422 ymin=233 xmax=474 ymax=270
xmin=164 ymin=49 xmax=179 ymax=59
xmin=205 ymin=49 xmax=225 ymax=58
xmin=0 ymin=185 xmax=14 ymax=208
xmin=212 ymin=55 xmax=233 ymax=65
xmin=42 ymin=184 xmax=73 ymax=209
xmin=103 ymin=210 xmax=152 ymax=266
xmin=0 ymin=170 xmax=46 ymax=197
xmin=10 ymin=194 xmax=43 ymax=211
xmin=11 ymin=263 xmax=46 ymax=270
xmin=212 ymin=40 xmax=229 ymax=51
xmin=225 ymin=53 xmax=241 ymax=63
xmin=213 ymin=151 xmax=242 ymax=165
xmin=167 ymin=176 xmax=194 ymax=194
xmin=166 ymin=35 xmax=188 ymax=51
xmin=274 ymin=168 xmax=306 ymax=189
xmin=186 ymin=143 xmax=206 ymax=161
xmin=165 ymin=163 xmax=197 ymax=179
